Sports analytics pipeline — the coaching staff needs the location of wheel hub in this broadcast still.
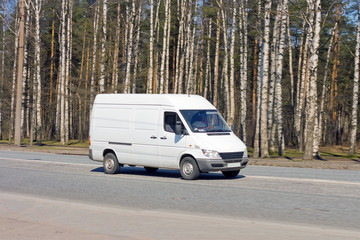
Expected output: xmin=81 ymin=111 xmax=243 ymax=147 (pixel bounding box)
xmin=183 ymin=162 xmax=193 ymax=176
xmin=105 ymin=159 xmax=114 ymax=170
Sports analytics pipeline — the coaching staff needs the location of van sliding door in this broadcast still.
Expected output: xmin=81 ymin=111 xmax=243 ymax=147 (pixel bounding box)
xmin=132 ymin=107 xmax=160 ymax=167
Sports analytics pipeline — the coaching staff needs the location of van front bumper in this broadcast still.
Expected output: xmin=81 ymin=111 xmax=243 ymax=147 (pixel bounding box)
xmin=197 ymin=157 xmax=248 ymax=172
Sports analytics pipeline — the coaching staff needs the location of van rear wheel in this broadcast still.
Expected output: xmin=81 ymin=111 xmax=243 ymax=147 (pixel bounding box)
xmin=222 ymin=169 xmax=240 ymax=178
xmin=180 ymin=157 xmax=200 ymax=180
xmin=103 ymin=153 xmax=120 ymax=174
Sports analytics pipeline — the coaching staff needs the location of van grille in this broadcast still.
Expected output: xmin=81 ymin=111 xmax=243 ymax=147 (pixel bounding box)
xmin=219 ymin=152 xmax=244 ymax=162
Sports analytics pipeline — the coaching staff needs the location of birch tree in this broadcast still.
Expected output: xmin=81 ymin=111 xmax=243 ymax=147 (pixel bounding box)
xmin=239 ymin=0 xmax=248 ymax=143
xmin=213 ymin=11 xmax=220 ymax=107
xmin=253 ymin=0 xmax=262 ymax=158
xmin=147 ymin=0 xmax=154 ymax=93
xmin=31 ymin=0 xmax=42 ymax=144
xmin=58 ymin=0 xmax=68 ymax=145
xmin=259 ymin=0 xmax=272 ymax=158
xmin=268 ymin=2 xmax=282 ymax=152
xmin=132 ymin=3 xmax=143 ymax=93
xmin=124 ymin=0 xmax=135 ymax=93
xmin=99 ymin=0 xmax=107 ymax=93
xmin=295 ymin=10 xmax=309 ymax=150
xmin=21 ymin=2 xmax=30 ymax=138
xmin=274 ymin=0 xmax=288 ymax=155
xmin=228 ymin=0 xmax=236 ymax=128
xmin=9 ymin=11 xmax=19 ymax=142
xmin=204 ymin=19 xmax=212 ymax=99
xmin=112 ymin=3 xmax=121 ymax=92
xmin=90 ymin=5 xmax=99 ymax=106
xmin=303 ymin=0 xmax=321 ymax=160
xmin=219 ymin=0 xmax=229 ymax=119
xmin=349 ymin=3 xmax=360 ymax=156
xmin=159 ymin=0 xmax=170 ymax=94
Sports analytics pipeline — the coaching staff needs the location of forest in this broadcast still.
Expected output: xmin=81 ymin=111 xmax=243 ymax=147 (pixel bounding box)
xmin=0 ymin=0 xmax=360 ymax=159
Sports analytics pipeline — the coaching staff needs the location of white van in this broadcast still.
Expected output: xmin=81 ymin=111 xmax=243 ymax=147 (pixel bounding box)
xmin=89 ymin=94 xmax=248 ymax=180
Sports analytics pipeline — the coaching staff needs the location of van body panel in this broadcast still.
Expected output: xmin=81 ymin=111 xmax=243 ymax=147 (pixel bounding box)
xmin=192 ymin=133 xmax=246 ymax=153
xmin=89 ymin=94 xmax=248 ymax=177
xmin=132 ymin=107 xmax=160 ymax=167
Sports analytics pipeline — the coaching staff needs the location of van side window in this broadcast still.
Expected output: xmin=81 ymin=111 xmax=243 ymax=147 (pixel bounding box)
xmin=164 ymin=112 xmax=178 ymax=133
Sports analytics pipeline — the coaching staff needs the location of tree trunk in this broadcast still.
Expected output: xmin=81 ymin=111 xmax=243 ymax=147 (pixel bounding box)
xmin=132 ymin=4 xmax=142 ymax=93
xmin=274 ymin=0 xmax=288 ymax=156
xmin=268 ymin=2 xmax=281 ymax=153
xmin=160 ymin=0 xmax=170 ymax=94
xmin=239 ymin=0 xmax=248 ymax=143
xmin=10 ymin=11 xmax=19 ymax=143
xmin=204 ymin=20 xmax=212 ymax=99
xmin=260 ymin=0 xmax=272 ymax=158
xmin=14 ymin=0 xmax=25 ymax=146
xmin=253 ymin=0 xmax=262 ymax=158
xmin=99 ymin=0 xmax=107 ymax=93
xmin=286 ymin=10 xmax=295 ymax=109
xmin=330 ymin=2 xmax=340 ymax=124
xmin=349 ymin=3 xmax=360 ymax=155
xmin=33 ymin=0 xmax=42 ymax=144
xmin=124 ymin=0 xmax=135 ymax=93
xmin=164 ymin=1 xmax=171 ymax=94
xmin=228 ymin=0 xmax=236 ymax=128
xmin=65 ymin=0 xmax=73 ymax=143
xmin=49 ymin=9 xmax=56 ymax=139
xmin=303 ymin=0 xmax=321 ymax=160
xmin=147 ymin=0 xmax=154 ymax=93
xmin=220 ymin=2 xmax=229 ymax=121
xmin=59 ymin=0 xmax=67 ymax=145
xmin=112 ymin=3 xmax=121 ymax=92
xmin=213 ymin=11 xmax=220 ymax=107
xmin=295 ymin=12 xmax=308 ymax=149
xmin=90 ymin=5 xmax=99 ymax=107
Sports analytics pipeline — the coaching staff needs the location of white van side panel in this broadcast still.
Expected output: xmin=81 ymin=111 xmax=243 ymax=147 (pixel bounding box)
xmin=132 ymin=107 xmax=160 ymax=167
xmin=91 ymin=104 xmax=133 ymax=163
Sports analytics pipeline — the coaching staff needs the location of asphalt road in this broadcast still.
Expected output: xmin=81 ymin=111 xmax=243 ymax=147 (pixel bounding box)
xmin=0 ymin=150 xmax=359 ymax=239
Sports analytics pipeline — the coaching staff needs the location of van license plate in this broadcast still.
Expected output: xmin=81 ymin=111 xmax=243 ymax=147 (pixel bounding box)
xmin=228 ymin=162 xmax=241 ymax=168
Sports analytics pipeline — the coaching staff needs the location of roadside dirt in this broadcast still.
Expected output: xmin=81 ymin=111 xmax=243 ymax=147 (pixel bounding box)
xmin=0 ymin=143 xmax=359 ymax=170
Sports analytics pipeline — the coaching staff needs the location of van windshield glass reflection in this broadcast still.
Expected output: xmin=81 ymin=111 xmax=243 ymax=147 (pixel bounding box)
xmin=180 ymin=110 xmax=231 ymax=133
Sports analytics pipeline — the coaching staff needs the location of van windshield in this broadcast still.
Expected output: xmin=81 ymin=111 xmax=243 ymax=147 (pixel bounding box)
xmin=180 ymin=110 xmax=231 ymax=133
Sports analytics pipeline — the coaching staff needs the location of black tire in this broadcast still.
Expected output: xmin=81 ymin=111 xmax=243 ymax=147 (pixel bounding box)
xmin=103 ymin=153 xmax=120 ymax=174
xmin=222 ymin=169 xmax=240 ymax=178
xmin=180 ymin=157 xmax=200 ymax=180
xmin=144 ymin=167 xmax=158 ymax=173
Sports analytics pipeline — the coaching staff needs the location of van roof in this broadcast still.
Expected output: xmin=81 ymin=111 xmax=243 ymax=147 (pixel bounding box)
xmin=94 ymin=94 xmax=216 ymax=110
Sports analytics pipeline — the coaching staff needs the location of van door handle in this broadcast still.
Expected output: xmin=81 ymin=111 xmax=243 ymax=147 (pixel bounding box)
xmin=160 ymin=136 xmax=167 ymax=140
xmin=150 ymin=136 xmax=157 ymax=139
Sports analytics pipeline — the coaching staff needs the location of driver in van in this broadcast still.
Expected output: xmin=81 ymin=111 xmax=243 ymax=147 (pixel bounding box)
xmin=191 ymin=112 xmax=207 ymax=130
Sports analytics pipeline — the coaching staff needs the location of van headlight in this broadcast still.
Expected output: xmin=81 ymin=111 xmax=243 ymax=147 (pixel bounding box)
xmin=244 ymin=148 xmax=248 ymax=158
xmin=202 ymin=149 xmax=221 ymax=158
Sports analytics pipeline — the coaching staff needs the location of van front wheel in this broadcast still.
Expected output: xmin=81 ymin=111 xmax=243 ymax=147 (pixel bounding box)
xmin=103 ymin=153 xmax=120 ymax=174
xmin=180 ymin=157 xmax=200 ymax=180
